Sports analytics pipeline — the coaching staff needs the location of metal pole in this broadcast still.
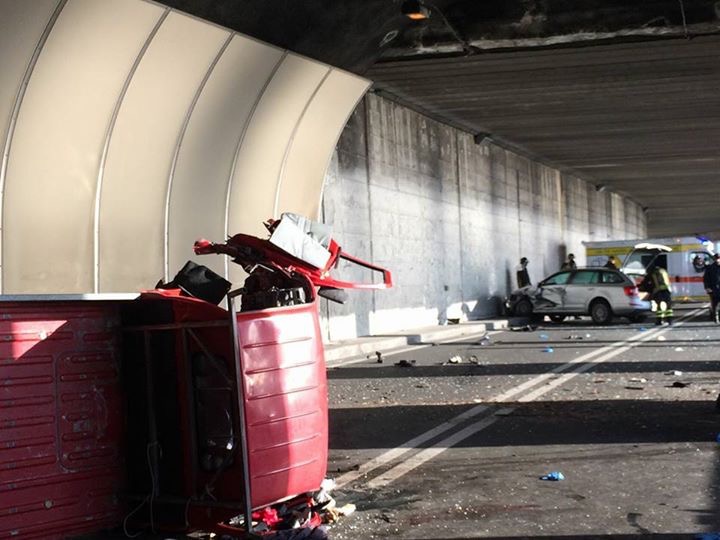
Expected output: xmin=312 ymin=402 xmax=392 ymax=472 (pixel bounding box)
xmin=227 ymin=289 xmax=254 ymax=535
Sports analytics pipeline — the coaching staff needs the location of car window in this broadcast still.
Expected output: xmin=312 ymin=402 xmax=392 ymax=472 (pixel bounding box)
xmin=600 ymin=271 xmax=625 ymax=284
xmin=543 ymin=272 xmax=571 ymax=285
xmin=570 ymin=270 xmax=599 ymax=284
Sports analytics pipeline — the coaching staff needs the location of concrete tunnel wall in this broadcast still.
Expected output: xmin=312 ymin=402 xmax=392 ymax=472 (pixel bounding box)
xmin=320 ymin=94 xmax=647 ymax=340
xmin=0 ymin=0 xmax=369 ymax=293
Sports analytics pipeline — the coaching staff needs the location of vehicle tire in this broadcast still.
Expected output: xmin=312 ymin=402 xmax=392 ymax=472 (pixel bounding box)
xmin=590 ymin=299 xmax=612 ymax=324
xmin=549 ymin=315 xmax=566 ymax=323
xmin=514 ymin=299 xmax=533 ymax=317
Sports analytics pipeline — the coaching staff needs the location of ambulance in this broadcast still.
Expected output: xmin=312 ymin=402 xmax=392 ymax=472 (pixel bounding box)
xmin=583 ymin=236 xmax=716 ymax=302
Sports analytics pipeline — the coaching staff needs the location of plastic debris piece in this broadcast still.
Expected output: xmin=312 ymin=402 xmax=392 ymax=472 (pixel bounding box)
xmin=657 ymin=335 xmax=666 ymax=341
xmin=539 ymin=334 xmax=549 ymax=340
xmin=448 ymin=355 xmax=463 ymax=364
xmin=540 ymin=471 xmax=565 ymax=481
xmin=394 ymin=359 xmax=416 ymax=368
xmin=337 ymin=503 xmax=356 ymax=517
xmin=674 ymin=347 xmax=684 ymax=352
xmin=668 ymin=370 xmax=683 ymax=376
xmin=629 ymin=377 xmax=647 ymax=383
xmin=469 ymin=355 xmax=479 ymax=364
xmin=543 ymin=347 xmax=554 ymax=353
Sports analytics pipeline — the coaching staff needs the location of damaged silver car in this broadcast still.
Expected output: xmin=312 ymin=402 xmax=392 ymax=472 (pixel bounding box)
xmin=505 ymin=268 xmax=651 ymax=324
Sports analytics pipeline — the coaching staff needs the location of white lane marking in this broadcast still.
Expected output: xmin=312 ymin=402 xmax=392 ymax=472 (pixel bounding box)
xmin=366 ymin=408 xmax=514 ymax=489
xmin=336 ymin=308 xmax=704 ymax=489
xmin=334 ymin=403 xmax=491 ymax=488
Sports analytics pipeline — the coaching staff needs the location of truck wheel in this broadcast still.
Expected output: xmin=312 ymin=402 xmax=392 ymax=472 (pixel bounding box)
xmin=515 ymin=299 xmax=533 ymax=317
xmin=590 ymin=299 xmax=612 ymax=324
xmin=549 ymin=315 xmax=566 ymax=323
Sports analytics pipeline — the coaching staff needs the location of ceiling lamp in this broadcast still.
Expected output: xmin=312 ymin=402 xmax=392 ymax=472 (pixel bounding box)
xmin=402 ymin=0 xmax=430 ymax=20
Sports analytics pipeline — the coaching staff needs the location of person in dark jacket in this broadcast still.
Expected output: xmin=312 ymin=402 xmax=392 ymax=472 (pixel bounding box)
xmin=516 ymin=257 xmax=531 ymax=288
xmin=704 ymin=253 xmax=720 ymax=323
xmin=561 ymin=253 xmax=577 ymax=271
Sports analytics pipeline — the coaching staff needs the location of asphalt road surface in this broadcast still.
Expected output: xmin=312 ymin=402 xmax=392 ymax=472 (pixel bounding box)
xmin=325 ymin=304 xmax=720 ymax=539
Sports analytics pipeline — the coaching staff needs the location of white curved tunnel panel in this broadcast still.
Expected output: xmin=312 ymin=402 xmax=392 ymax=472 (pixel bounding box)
xmin=226 ymin=54 xmax=329 ymax=285
xmin=99 ymin=11 xmax=230 ymax=292
xmin=167 ymin=35 xmax=284 ymax=280
xmin=0 ymin=0 xmax=61 ymax=291
xmin=276 ymin=70 xmax=371 ymax=219
xmin=0 ymin=0 xmax=369 ymax=293
xmin=2 ymin=0 xmax=164 ymax=293
xmin=0 ymin=0 xmax=59 ymax=167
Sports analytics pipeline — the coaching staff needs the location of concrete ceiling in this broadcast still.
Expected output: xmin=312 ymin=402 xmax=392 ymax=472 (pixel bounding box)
xmin=159 ymin=0 xmax=720 ymax=236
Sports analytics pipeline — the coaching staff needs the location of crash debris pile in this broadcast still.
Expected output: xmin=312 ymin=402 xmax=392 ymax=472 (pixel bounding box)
xmin=218 ymin=480 xmax=355 ymax=539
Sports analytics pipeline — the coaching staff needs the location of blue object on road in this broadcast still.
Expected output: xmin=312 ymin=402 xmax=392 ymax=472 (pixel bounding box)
xmin=543 ymin=347 xmax=554 ymax=353
xmin=539 ymin=334 xmax=549 ymax=340
xmin=540 ymin=471 xmax=565 ymax=481
xmin=638 ymin=327 xmax=647 ymax=332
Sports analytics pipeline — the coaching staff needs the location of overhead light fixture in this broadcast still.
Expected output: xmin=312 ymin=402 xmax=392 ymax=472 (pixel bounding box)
xmin=401 ymin=0 xmax=430 ymax=20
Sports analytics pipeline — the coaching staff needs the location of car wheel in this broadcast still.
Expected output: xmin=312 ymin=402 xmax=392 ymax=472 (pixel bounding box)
xmin=515 ymin=298 xmax=533 ymax=317
xmin=549 ymin=315 xmax=566 ymax=323
xmin=590 ymin=299 xmax=612 ymax=324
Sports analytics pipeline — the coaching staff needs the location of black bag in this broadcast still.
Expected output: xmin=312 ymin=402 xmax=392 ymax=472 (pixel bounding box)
xmin=165 ymin=261 xmax=231 ymax=305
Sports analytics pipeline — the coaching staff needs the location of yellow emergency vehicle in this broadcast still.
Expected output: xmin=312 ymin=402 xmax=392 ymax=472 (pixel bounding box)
xmin=583 ymin=236 xmax=715 ymax=302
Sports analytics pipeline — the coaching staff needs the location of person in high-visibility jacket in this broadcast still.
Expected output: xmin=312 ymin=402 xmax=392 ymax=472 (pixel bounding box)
xmin=640 ymin=265 xmax=673 ymax=325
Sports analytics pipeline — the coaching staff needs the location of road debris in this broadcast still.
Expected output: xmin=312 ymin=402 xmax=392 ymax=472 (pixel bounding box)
xmin=625 ymin=386 xmax=645 ymax=390
xmin=565 ymin=335 xmax=584 ymax=340
xmin=657 ymin=335 xmax=666 ymax=341
xmin=667 ymin=370 xmax=683 ymax=376
xmin=629 ymin=377 xmax=647 ymax=383
xmin=670 ymin=381 xmax=690 ymax=388
xmin=540 ymin=471 xmax=565 ymax=481
xmin=543 ymin=346 xmax=554 ymax=353
xmin=447 ymin=355 xmax=463 ymax=364
xmin=539 ymin=333 xmax=549 ymax=340
xmin=511 ymin=324 xmax=537 ymax=332
xmin=395 ymin=359 xmax=416 ymax=368
xmin=674 ymin=347 xmax=684 ymax=352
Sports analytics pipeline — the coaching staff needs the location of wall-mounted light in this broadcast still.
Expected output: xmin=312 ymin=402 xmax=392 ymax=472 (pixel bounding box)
xmin=402 ymin=0 xmax=430 ymax=20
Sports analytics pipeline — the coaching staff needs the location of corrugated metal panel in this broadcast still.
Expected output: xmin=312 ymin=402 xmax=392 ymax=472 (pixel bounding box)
xmin=0 ymin=302 xmax=124 ymax=539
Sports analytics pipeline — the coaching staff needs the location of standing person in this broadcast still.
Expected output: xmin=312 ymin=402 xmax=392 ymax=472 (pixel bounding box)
xmin=561 ymin=253 xmax=577 ymax=271
xmin=604 ymin=255 xmax=619 ymax=270
xmin=703 ymin=253 xmax=720 ymax=323
xmin=640 ymin=264 xmax=673 ymax=325
xmin=516 ymin=257 xmax=531 ymax=288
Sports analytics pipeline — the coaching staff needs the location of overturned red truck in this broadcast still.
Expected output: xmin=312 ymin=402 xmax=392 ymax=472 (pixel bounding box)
xmin=0 ymin=215 xmax=391 ymax=539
